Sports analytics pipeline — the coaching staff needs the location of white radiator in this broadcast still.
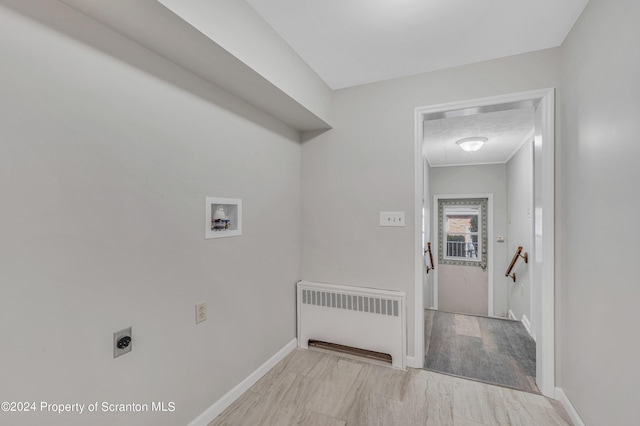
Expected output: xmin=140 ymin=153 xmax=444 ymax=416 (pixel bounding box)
xmin=297 ymin=280 xmax=406 ymax=369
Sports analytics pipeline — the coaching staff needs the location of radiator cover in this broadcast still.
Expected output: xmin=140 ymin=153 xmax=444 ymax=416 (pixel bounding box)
xmin=297 ymin=280 xmax=406 ymax=369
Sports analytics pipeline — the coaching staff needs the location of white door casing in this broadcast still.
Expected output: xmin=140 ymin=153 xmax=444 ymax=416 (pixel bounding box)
xmin=413 ymin=88 xmax=555 ymax=397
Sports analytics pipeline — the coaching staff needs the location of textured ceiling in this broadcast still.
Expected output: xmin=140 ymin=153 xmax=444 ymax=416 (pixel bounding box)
xmin=246 ymin=0 xmax=589 ymax=89
xmin=423 ymin=108 xmax=535 ymax=167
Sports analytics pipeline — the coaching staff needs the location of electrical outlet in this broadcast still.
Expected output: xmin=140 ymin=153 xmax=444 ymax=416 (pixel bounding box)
xmin=195 ymin=302 xmax=207 ymax=324
xmin=113 ymin=326 xmax=132 ymax=358
xmin=380 ymin=211 xmax=405 ymax=227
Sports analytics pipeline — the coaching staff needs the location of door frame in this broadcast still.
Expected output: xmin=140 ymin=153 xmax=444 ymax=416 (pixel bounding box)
xmin=432 ymin=194 xmax=494 ymax=317
xmin=413 ymin=88 xmax=555 ymax=397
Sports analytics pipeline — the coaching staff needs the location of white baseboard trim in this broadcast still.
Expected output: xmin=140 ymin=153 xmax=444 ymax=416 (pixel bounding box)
xmin=405 ymin=355 xmax=421 ymax=369
xmin=555 ymin=387 xmax=585 ymax=426
xmin=521 ymin=314 xmax=532 ymax=335
xmin=508 ymin=311 xmax=534 ymax=340
xmin=188 ymin=338 xmax=297 ymax=426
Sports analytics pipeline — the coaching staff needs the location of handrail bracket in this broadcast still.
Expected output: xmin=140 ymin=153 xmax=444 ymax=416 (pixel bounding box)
xmin=505 ymin=246 xmax=528 ymax=282
xmin=424 ymin=242 xmax=435 ymax=274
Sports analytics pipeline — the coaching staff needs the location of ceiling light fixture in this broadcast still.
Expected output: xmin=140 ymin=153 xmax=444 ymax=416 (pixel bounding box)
xmin=456 ymin=137 xmax=487 ymax=152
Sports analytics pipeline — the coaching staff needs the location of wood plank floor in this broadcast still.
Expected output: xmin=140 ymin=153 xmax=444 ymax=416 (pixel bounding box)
xmin=424 ymin=310 xmax=538 ymax=394
xmin=210 ymin=348 xmax=571 ymax=425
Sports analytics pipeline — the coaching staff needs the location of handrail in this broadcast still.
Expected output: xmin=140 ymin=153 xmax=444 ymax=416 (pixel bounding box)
xmin=505 ymin=246 xmax=528 ymax=282
xmin=424 ymin=242 xmax=435 ymax=274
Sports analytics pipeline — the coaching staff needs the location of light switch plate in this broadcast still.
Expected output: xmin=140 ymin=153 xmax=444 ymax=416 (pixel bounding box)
xmin=380 ymin=211 xmax=405 ymax=227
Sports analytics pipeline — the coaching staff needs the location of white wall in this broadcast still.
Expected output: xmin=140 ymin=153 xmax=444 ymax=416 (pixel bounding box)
xmin=0 ymin=4 xmax=300 ymax=425
xmin=301 ymin=46 xmax=559 ymax=356
xmin=430 ymin=164 xmax=508 ymax=317
xmin=558 ymin=1 xmax=640 ymax=424
xmin=156 ymin=0 xmax=332 ymax=125
xmin=10 ymin=1 xmax=637 ymax=423
xmin=506 ymin=139 xmax=534 ymax=325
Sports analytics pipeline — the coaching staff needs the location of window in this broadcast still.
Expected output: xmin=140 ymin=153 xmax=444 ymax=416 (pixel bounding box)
xmin=443 ymin=205 xmax=480 ymax=261
xmin=438 ymin=198 xmax=488 ymax=267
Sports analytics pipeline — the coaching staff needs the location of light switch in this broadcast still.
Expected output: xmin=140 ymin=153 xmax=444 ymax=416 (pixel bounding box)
xmin=380 ymin=212 xmax=405 ymax=227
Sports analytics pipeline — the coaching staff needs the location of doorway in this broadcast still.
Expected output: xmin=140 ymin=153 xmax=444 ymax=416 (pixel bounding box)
xmin=413 ymin=89 xmax=555 ymax=397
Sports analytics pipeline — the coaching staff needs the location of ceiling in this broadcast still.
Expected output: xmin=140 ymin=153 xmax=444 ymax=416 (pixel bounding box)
xmin=246 ymin=0 xmax=589 ymax=89
xmin=423 ymin=107 xmax=535 ymax=167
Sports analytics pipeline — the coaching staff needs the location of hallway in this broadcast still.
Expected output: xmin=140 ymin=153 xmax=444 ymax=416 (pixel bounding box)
xmin=424 ymin=310 xmax=537 ymax=394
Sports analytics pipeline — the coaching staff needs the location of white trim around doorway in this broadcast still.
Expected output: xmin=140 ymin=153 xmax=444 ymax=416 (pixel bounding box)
xmin=413 ymin=88 xmax=555 ymax=397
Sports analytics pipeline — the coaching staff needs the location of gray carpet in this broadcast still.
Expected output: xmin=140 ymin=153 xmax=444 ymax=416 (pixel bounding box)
xmin=424 ymin=309 xmax=539 ymax=393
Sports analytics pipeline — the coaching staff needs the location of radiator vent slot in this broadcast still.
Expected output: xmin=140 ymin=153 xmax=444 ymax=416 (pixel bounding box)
xmin=308 ymin=340 xmax=392 ymax=364
xmin=302 ymin=289 xmax=399 ymax=317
